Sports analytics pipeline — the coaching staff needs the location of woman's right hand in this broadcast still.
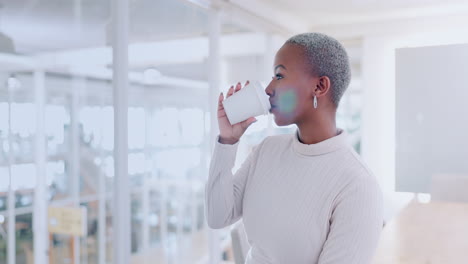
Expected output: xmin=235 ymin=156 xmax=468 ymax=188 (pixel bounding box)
xmin=218 ymin=81 xmax=257 ymax=144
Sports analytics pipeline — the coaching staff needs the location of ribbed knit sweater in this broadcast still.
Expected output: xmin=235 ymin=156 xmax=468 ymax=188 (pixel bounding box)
xmin=205 ymin=129 xmax=384 ymax=264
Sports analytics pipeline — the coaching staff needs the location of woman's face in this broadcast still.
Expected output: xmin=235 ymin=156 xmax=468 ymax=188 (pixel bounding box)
xmin=265 ymin=44 xmax=318 ymax=126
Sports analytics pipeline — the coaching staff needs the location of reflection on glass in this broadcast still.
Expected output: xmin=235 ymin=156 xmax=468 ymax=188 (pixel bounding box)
xmin=15 ymin=213 xmax=33 ymax=264
xmin=45 ymin=105 xmax=69 ymax=155
xmin=12 ymin=164 xmax=35 ymax=208
xmin=48 ymin=161 xmax=66 ymax=200
xmin=9 ymin=102 xmax=35 ymax=164
xmin=131 ymin=193 xmax=142 ymax=253
xmin=0 ymin=217 xmax=6 ymax=264
xmin=105 ymin=201 xmax=113 ymax=264
xmin=0 ymin=167 xmax=8 ymax=193
xmin=82 ymin=201 xmax=99 ymax=264
xmin=0 ymin=103 xmax=8 ymax=168
xmin=149 ymin=190 xmax=162 ymax=246
xmin=49 ymin=233 xmax=72 ymax=263
xmin=149 ymin=107 xmax=204 ymax=147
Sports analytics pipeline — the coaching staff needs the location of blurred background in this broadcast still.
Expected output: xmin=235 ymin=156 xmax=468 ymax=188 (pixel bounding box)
xmin=0 ymin=0 xmax=467 ymax=263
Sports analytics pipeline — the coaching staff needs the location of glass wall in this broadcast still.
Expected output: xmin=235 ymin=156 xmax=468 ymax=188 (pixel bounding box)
xmin=127 ymin=0 xmax=216 ymax=261
xmin=0 ymin=75 xmax=9 ymax=264
xmin=0 ymin=0 xmax=112 ymax=263
xmin=0 ymin=73 xmax=38 ymax=264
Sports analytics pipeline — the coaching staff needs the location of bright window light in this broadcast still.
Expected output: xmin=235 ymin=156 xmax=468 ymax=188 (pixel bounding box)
xmin=155 ymin=148 xmax=201 ymax=178
xmin=11 ymin=103 xmax=36 ymax=137
xmin=0 ymin=167 xmax=8 ymax=192
xmin=0 ymin=103 xmax=8 ymax=139
xmin=129 ymin=152 xmax=146 ymax=175
xmin=12 ymin=163 xmax=36 ymax=190
xmin=179 ymin=108 xmax=204 ymax=146
xmin=128 ymin=107 xmax=145 ymax=149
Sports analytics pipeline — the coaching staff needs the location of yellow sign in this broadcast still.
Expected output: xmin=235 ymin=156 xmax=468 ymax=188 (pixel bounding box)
xmin=48 ymin=206 xmax=87 ymax=237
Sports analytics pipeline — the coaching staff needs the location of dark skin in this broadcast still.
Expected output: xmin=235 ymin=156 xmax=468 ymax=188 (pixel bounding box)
xmin=218 ymin=43 xmax=338 ymax=145
xmin=265 ymin=43 xmax=339 ymax=144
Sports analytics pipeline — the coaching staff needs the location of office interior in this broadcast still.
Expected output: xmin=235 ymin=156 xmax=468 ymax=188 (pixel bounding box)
xmin=1 ymin=0 xmax=468 ymax=263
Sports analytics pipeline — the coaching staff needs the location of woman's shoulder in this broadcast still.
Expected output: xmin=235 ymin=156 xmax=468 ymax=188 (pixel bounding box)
xmin=343 ymin=147 xmax=375 ymax=178
xmin=265 ymin=133 xmax=293 ymax=142
xmin=334 ymin=149 xmax=383 ymax=206
xmin=247 ymin=133 xmax=293 ymax=157
xmin=335 ymin=147 xmax=381 ymax=196
xmin=260 ymin=133 xmax=294 ymax=149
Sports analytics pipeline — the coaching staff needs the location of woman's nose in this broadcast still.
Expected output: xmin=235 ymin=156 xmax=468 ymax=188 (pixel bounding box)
xmin=265 ymin=81 xmax=274 ymax=97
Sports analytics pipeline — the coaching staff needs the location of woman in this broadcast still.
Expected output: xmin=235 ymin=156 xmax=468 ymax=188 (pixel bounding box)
xmin=205 ymin=33 xmax=383 ymax=264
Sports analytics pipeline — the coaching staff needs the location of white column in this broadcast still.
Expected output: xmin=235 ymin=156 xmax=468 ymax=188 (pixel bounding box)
xmin=360 ymin=35 xmax=415 ymax=222
xmin=201 ymin=108 xmax=209 ymax=235
xmin=160 ymin=180 xmax=168 ymax=256
xmin=141 ymin=108 xmax=150 ymax=252
xmin=361 ymin=35 xmax=396 ymax=194
xmin=262 ymin=33 xmax=275 ymax=82
xmin=190 ymin=184 xmax=197 ymax=235
xmin=73 ymin=0 xmax=82 ymax=35
xmin=142 ymin=172 xmax=149 ymax=252
xmin=33 ymin=70 xmax=48 ymax=264
xmin=262 ymin=33 xmax=278 ymax=136
xmin=71 ymin=76 xmax=82 ymax=264
xmin=7 ymin=76 xmax=16 ymax=264
xmin=207 ymin=9 xmax=222 ymax=264
xmin=176 ymin=191 xmax=184 ymax=241
xmin=141 ymin=181 xmax=149 ymax=251
xmin=112 ymin=0 xmax=130 ymax=262
xmin=98 ymin=90 xmax=107 ymax=264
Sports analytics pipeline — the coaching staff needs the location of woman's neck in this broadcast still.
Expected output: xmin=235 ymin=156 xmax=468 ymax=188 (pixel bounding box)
xmin=296 ymin=113 xmax=337 ymax=145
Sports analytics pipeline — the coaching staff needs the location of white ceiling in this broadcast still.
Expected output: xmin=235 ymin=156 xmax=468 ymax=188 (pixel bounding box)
xmin=231 ymin=0 xmax=468 ymax=29
xmin=0 ymin=0 xmax=466 ymax=88
xmin=0 ymin=0 xmax=248 ymax=54
xmin=1 ymin=0 xmax=110 ymax=53
xmin=1 ymin=0 xmax=467 ymax=57
xmin=264 ymin=0 xmax=467 ymax=13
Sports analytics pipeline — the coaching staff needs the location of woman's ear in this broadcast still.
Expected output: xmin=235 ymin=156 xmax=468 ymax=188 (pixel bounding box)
xmin=315 ymin=76 xmax=331 ymax=97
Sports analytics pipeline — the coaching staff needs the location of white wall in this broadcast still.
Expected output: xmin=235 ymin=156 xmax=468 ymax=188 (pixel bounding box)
xmin=360 ymin=29 xmax=468 ymax=221
xmin=395 ymin=43 xmax=468 ymax=193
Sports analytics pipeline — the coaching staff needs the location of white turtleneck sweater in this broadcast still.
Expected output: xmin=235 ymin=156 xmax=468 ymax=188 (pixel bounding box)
xmin=205 ymin=129 xmax=383 ymax=264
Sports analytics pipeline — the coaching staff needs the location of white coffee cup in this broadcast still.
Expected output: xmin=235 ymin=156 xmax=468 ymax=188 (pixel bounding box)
xmin=222 ymin=81 xmax=271 ymax=125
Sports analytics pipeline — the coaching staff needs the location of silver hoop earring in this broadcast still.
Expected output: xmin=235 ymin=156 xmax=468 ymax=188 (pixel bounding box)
xmin=313 ymin=96 xmax=318 ymax=109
